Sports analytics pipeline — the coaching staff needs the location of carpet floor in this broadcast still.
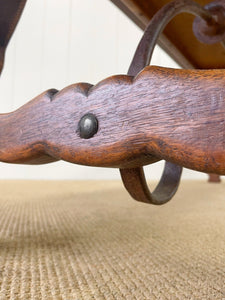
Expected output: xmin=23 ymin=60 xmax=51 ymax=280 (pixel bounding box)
xmin=0 ymin=180 xmax=224 ymax=299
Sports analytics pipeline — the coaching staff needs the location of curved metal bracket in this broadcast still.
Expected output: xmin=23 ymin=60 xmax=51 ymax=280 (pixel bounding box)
xmin=120 ymin=163 xmax=182 ymax=205
xmin=0 ymin=0 xmax=224 ymax=204
xmin=120 ymin=0 xmax=225 ymax=205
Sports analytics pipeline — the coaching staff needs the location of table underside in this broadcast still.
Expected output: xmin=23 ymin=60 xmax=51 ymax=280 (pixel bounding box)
xmin=110 ymin=0 xmax=225 ymax=69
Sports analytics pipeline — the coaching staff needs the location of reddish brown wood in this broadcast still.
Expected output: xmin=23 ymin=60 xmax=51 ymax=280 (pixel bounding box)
xmin=122 ymin=0 xmax=225 ymax=204
xmin=0 ymin=0 xmax=222 ymax=204
xmin=110 ymin=0 xmax=225 ymax=69
xmin=208 ymin=174 xmax=221 ymax=182
xmin=0 ymin=66 xmax=224 ymax=175
xmin=128 ymin=0 xmax=225 ymax=76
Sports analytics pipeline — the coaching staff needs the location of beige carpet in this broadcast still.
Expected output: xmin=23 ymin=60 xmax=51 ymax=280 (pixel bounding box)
xmin=0 ymin=180 xmax=224 ymax=299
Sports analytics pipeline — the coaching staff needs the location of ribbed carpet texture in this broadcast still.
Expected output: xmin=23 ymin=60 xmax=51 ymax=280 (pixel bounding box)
xmin=0 ymin=180 xmax=224 ymax=299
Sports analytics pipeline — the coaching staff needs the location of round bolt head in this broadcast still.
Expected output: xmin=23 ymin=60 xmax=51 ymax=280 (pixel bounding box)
xmin=78 ymin=113 xmax=98 ymax=139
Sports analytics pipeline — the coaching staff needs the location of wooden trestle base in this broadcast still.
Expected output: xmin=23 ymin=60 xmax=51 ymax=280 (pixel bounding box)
xmin=0 ymin=0 xmax=224 ymax=204
xmin=110 ymin=0 xmax=225 ymax=186
xmin=209 ymin=174 xmax=222 ymax=183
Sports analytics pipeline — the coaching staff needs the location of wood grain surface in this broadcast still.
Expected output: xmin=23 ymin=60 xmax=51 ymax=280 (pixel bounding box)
xmin=0 ymin=66 xmax=224 ymax=175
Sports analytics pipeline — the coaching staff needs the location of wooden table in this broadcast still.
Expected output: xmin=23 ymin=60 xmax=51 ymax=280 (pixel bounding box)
xmin=110 ymin=0 xmax=224 ymax=183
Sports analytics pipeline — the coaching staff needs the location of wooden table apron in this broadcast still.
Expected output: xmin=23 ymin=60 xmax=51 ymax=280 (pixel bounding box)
xmin=0 ymin=66 xmax=224 ymax=176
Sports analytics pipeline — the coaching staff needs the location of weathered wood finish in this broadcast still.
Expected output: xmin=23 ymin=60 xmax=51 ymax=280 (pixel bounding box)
xmin=0 ymin=66 xmax=224 ymax=175
xmin=112 ymin=0 xmax=224 ymax=187
xmin=208 ymin=173 xmax=221 ymax=182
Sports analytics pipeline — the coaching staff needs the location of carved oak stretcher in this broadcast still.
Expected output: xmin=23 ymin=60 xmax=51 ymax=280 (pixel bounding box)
xmin=0 ymin=0 xmax=224 ymax=205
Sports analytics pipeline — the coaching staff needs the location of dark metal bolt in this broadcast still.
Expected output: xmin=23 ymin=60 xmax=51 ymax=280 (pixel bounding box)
xmin=78 ymin=113 xmax=98 ymax=139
